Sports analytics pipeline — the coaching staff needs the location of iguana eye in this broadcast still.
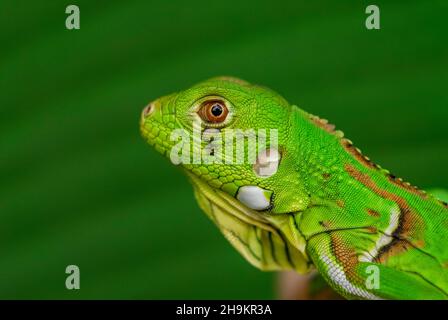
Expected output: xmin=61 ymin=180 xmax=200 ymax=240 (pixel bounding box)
xmin=198 ymin=100 xmax=229 ymax=124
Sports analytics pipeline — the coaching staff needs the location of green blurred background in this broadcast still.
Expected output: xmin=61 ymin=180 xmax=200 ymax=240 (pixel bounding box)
xmin=0 ymin=0 xmax=447 ymax=299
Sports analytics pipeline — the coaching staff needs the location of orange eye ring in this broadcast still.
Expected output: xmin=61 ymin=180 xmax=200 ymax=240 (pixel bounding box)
xmin=198 ymin=100 xmax=229 ymax=124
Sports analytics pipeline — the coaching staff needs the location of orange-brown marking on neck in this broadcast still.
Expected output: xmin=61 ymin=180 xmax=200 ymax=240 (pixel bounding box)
xmin=387 ymin=175 xmax=428 ymax=200
xmin=413 ymin=239 xmax=426 ymax=248
xmin=344 ymin=164 xmax=424 ymax=263
xmin=376 ymin=239 xmax=410 ymax=262
xmin=366 ymin=208 xmax=380 ymax=218
xmin=336 ymin=199 xmax=345 ymax=208
xmin=319 ymin=220 xmax=331 ymax=229
xmin=330 ymin=233 xmax=360 ymax=281
xmin=310 ymin=115 xmax=337 ymax=134
xmin=341 ymin=139 xmax=377 ymax=169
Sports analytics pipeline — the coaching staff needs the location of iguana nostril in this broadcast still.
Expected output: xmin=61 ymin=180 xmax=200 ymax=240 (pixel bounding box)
xmin=142 ymin=102 xmax=155 ymax=118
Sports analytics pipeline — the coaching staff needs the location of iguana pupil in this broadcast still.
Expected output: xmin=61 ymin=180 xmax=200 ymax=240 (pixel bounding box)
xmin=211 ymin=104 xmax=223 ymax=116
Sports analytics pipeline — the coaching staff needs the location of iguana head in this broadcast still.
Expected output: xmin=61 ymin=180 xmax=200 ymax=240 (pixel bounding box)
xmin=140 ymin=77 xmax=310 ymax=273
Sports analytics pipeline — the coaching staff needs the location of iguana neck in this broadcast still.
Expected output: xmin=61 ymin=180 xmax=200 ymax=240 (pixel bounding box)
xmin=290 ymin=106 xmax=447 ymax=211
xmin=289 ymin=107 xmax=350 ymax=200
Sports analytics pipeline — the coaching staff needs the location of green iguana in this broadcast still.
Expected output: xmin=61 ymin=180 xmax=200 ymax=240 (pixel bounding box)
xmin=140 ymin=77 xmax=448 ymax=300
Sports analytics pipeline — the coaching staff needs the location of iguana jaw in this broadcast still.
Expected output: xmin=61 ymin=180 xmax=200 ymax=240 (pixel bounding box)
xmin=185 ymin=171 xmax=311 ymax=273
xmin=185 ymin=171 xmax=274 ymax=232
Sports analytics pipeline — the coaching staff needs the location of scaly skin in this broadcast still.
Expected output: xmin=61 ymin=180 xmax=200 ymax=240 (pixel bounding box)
xmin=140 ymin=77 xmax=448 ymax=299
